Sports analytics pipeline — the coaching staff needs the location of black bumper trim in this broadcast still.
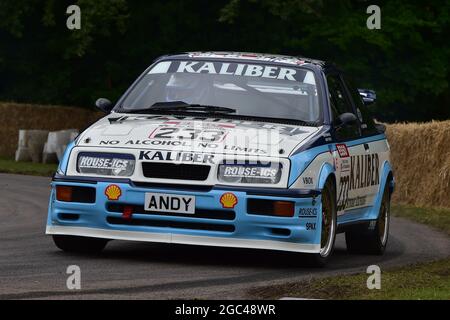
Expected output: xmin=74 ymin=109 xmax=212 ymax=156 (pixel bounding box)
xmin=52 ymin=174 xmax=321 ymax=198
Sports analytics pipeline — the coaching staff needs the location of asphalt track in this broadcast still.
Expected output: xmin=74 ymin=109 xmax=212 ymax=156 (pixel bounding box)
xmin=0 ymin=173 xmax=448 ymax=299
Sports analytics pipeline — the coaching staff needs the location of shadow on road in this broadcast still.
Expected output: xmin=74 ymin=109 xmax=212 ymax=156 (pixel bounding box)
xmin=52 ymin=233 xmax=404 ymax=271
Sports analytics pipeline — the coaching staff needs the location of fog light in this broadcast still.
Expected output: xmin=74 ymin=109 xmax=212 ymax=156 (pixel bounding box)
xmin=56 ymin=186 xmax=73 ymax=202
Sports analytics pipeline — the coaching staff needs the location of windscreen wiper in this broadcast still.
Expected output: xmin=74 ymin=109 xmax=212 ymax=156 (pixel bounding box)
xmin=122 ymin=101 xmax=237 ymax=114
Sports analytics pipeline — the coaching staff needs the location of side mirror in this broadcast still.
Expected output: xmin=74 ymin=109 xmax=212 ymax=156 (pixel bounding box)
xmin=336 ymin=112 xmax=358 ymax=128
xmin=358 ymin=89 xmax=376 ymax=106
xmin=95 ymin=98 xmax=113 ymax=113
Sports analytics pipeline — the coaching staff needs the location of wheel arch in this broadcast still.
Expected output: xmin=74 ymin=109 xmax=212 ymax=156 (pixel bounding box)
xmin=386 ymin=170 xmax=395 ymax=197
xmin=317 ymin=162 xmax=336 ymax=191
xmin=369 ymin=160 xmax=394 ymax=220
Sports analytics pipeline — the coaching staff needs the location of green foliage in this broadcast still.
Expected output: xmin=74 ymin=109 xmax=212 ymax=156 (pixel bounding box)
xmin=0 ymin=0 xmax=448 ymax=121
xmin=219 ymin=0 xmax=450 ymax=121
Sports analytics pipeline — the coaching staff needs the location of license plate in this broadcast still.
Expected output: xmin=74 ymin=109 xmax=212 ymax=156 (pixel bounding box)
xmin=144 ymin=193 xmax=195 ymax=214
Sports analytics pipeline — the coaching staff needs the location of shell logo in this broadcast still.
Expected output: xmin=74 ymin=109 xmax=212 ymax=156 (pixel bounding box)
xmin=105 ymin=184 xmax=122 ymax=201
xmin=220 ymin=192 xmax=238 ymax=209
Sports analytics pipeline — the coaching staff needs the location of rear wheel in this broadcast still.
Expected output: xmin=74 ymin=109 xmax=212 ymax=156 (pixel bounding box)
xmin=52 ymin=235 xmax=108 ymax=254
xmin=345 ymin=185 xmax=390 ymax=255
xmin=306 ymin=179 xmax=337 ymax=267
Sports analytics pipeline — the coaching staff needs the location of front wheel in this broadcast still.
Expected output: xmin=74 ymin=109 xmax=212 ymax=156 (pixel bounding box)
xmin=52 ymin=235 xmax=108 ymax=254
xmin=306 ymin=179 xmax=337 ymax=267
xmin=345 ymin=185 xmax=390 ymax=255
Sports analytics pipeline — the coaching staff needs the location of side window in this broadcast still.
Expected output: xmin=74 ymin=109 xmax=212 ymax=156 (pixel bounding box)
xmin=341 ymin=77 xmax=379 ymax=136
xmin=326 ymin=74 xmax=360 ymax=140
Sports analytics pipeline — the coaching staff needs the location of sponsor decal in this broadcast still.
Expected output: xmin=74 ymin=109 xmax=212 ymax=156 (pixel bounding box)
xmin=302 ymin=177 xmax=314 ymax=185
xmin=78 ymin=155 xmax=132 ymax=173
xmin=99 ymin=139 xmax=268 ymax=155
xmin=340 ymin=158 xmax=351 ymax=172
xmin=349 ymin=153 xmax=380 ymax=190
xmin=163 ymin=120 xmax=236 ymax=129
xmin=222 ymin=166 xmax=278 ymax=179
xmin=337 ymin=153 xmax=380 ymax=211
xmin=138 ymin=150 xmax=214 ymax=164
xmin=105 ymin=185 xmax=122 ymax=201
xmin=124 ymin=140 xmax=191 ymax=146
xmin=299 ymin=208 xmax=318 ymax=217
xmin=220 ymin=193 xmax=238 ymax=209
xmin=345 ymin=195 xmax=367 ymax=209
xmin=336 ymin=144 xmax=350 ymax=158
xmin=187 ymin=52 xmax=306 ymax=66
xmin=306 ymin=222 xmax=316 ymax=231
xmin=156 ymin=61 xmax=300 ymax=82
xmin=222 ymin=145 xmax=267 ymax=154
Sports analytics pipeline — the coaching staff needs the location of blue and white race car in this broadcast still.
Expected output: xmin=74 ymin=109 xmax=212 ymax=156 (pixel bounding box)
xmin=46 ymin=52 xmax=394 ymax=266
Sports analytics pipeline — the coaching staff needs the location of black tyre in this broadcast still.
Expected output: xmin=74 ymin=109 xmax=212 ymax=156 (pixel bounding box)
xmin=345 ymin=185 xmax=390 ymax=255
xmin=52 ymin=235 xmax=108 ymax=254
xmin=306 ymin=178 xmax=337 ymax=267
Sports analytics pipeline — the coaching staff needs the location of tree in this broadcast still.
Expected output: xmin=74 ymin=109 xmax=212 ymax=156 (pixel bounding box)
xmin=0 ymin=0 xmax=448 ymax=121
xmin=219 ymin=0 xmax=450 ymax=121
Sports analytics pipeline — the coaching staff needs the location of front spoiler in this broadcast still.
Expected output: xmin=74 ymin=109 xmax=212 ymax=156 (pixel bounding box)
xmin=46 ymin=225 xmax=321 ymax=253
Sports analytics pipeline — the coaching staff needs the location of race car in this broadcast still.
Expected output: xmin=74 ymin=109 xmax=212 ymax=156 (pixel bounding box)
xmin=46 ymin=52 xmax=394 ymax=266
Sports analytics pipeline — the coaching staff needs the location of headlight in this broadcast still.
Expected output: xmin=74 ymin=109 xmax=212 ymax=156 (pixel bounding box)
xmin=218 ymin=161 xmax=282 ymax=184
xmin=77 ymin=152 xmax=135 ymax=177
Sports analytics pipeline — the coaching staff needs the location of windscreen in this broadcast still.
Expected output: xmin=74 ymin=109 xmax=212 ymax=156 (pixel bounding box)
xmin=118 ymin=60 xmax=321 ymax=122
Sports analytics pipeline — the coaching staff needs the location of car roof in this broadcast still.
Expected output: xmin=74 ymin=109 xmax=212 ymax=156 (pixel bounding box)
xmin=155 ymin=51 xmax=327 ymax=69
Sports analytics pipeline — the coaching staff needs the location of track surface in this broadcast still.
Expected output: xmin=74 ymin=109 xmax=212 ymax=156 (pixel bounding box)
xmin=0 ymin=173 xmax=448 ymax=299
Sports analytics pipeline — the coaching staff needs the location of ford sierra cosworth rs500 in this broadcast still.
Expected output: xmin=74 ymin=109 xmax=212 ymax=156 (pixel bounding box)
xmin=46 ymin=52 xmax=394 ymax=266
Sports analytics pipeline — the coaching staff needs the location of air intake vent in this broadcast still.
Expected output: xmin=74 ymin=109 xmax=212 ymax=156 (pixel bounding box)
xmin=142 ymin=163 xmax=210 ymax=181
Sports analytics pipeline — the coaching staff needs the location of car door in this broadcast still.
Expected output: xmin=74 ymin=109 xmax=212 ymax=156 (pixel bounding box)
xmin=341 ymin=76 xmax=386 ymax=209
xmin=326 ymin=72 xmax=367 ymax=216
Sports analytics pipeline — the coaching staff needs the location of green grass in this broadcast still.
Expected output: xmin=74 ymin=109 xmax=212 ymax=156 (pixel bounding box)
xmin=0 ymin=158 xmax=57 ymax=176
xmin=392 ymin=205 xmax=450 ymax=236
xmin=250 ymin=258 xmax=450 ymax=300
xmin=250 ymin=204 xmax=450 ymax=300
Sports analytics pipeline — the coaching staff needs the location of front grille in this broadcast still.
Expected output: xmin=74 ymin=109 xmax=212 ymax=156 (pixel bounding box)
xmin=132 ymin=181 xmax=213 ymax=192
xmin=107 ymin=203 xmax=235 ymax=220
xmin=107 ymin=217 xmax=235 ymax=232
xmin=142 ymin=163 xmax=210 ymax=181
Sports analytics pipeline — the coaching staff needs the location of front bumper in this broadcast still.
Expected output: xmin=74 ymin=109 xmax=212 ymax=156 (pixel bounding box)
xmin=46 ymin=177 xmax=322 ymax=253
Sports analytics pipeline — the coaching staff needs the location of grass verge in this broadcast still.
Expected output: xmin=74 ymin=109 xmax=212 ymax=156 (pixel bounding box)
xmin=392 ymin=204 xmax=450 ymax=236
xmin=0 ymin=158 xmax=56 ymax=176
xmin=249 ymin=204 xmax=450 ymax=300
xmin=250 ymin=258 xmax=450 ymax=300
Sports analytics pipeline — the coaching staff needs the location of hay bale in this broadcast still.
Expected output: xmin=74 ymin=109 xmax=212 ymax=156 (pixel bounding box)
xmin=386 ymin=120 xmax=450 ymax=208
xmin=0 ymin=102 xmax=102 ymax=158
